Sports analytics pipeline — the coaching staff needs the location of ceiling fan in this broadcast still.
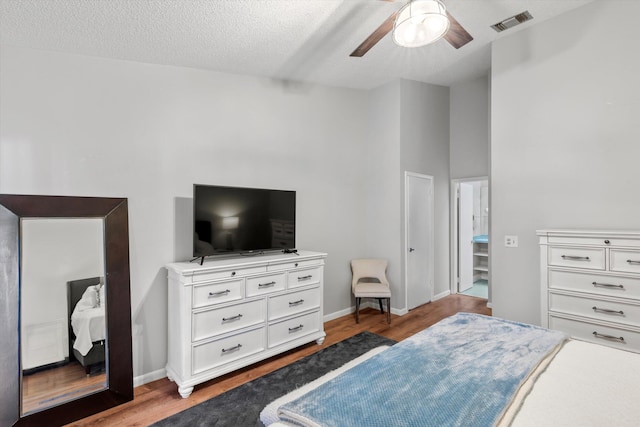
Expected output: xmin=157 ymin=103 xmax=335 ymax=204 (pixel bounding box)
xmin=350 ymin=0 xmax=473 ymax=57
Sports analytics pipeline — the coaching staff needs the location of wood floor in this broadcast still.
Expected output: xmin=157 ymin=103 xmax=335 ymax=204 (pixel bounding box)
xmin=67 ymin=294 xmax=491 ymax=426
xmin=23 ymin=362 xmax=106 ymax=415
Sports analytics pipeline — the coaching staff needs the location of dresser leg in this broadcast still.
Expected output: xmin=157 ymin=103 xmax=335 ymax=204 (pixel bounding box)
xmin=316 ymin=336 xmax=325 ymax=345
xmin=178 ymin=385 xmax=194 ymax=398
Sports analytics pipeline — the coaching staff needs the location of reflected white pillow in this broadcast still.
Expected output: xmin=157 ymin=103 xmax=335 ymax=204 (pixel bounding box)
xmin=76 ymin=286 xmax=97 ymax=311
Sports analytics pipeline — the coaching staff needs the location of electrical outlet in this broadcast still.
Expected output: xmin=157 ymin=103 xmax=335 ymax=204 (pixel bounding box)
xmin=505 ymin=235 xmax=519 ymax=247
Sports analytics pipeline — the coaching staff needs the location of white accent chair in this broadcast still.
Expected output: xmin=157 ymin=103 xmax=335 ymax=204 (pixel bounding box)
xmin=351 ymin=258 xmax=391 ymax=324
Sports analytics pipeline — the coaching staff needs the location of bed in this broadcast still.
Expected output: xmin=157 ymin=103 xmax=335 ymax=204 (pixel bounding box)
xmin=67 ymin=277 xmax=106 ymax=375
xmin=261 ymin=313 xmax=640 ymax=427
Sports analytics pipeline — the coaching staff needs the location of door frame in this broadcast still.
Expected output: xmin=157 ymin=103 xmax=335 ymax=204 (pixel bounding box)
xmin=404 ymin=171 xmax=435 ymax=311
xmin=449 ymin=176 xmax=490 ymax=300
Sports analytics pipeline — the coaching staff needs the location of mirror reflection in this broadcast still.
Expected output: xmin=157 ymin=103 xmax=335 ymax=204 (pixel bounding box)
xmin=20 ymin=218 xmax=107 ymax=415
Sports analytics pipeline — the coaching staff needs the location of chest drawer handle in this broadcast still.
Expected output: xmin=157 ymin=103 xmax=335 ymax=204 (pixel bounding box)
xmin=222 ymin=314 xmax=243 ymax=322
xmin=221 ymin=344 xmax=242 ymax=353
xmin=592 ymin=331 xmax=625 ymax=343
xmin=592 ymin=281 xmax=624 ymax=290
xmin=258 ymin=281 xmax=276 ymax=288
xmin=288 ymin=324 xmax=304 ymax=332
xmin=209 ymin=289 xmax=231 ymax=297
xmin=298 ymin=275 xmax=313 ymax=281
xmin=289 ymin=299 xmax=305 ymax=306
xmin=627 ymin=259 xmax=640 ymax=265
xmin=561 ymin=255 xmax=590 ymax=261
xmin=592 ymin=306 xmax=624 ymax=315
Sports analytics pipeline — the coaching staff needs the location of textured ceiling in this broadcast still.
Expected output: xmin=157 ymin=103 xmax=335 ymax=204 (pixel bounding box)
xmin=0 ymin=0 xmax=595 ymax=89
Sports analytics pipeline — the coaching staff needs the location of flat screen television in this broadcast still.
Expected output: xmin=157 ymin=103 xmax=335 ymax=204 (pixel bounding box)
xmin=193 ymin=184 xmax=296 ymax=258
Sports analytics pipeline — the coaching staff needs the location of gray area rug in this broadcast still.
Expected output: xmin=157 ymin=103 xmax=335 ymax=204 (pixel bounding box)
xmin=152 ymin=331 xmax=396 ymax=427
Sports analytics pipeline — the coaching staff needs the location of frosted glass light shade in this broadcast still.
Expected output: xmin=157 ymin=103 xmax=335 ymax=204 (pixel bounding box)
xmin=393 ymin=0 xmax=450 ymax=48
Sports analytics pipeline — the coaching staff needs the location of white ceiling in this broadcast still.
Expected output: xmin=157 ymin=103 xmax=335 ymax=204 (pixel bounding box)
xmin=0 ymin=0 xmax=594 ymax=89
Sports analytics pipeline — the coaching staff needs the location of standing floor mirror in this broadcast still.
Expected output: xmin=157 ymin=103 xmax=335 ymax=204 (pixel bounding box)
xmin=0 ymin=195 xmax=133 ymax=426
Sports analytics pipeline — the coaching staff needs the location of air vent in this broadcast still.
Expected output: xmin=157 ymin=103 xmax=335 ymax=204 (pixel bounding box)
xmin=490 ymin=11 xmax=533 ymax=32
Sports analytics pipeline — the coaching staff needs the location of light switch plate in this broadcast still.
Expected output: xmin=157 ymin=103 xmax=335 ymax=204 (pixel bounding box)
xmin=505 ymin=235 xmax=519 ymax=247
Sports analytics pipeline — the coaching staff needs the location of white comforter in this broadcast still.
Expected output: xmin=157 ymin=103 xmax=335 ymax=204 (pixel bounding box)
xmin=509 ymin=339 xmax=640 ymax=426
xmin=71 ymin=286 xmax=106 ymax=356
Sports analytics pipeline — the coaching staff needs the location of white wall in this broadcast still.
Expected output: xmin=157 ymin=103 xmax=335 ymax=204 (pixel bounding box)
xmin=364 ymin=81 xmax=402 ymax=303
xmin=400 ymin=80 xmax=450 ymax=298
xmin=0 ymin=46 xmax=371 ymax=379
xmin=491 ymin=0 xmax=640 ymax=325
xmin=450 ymin=75 xmax=489 ymax=179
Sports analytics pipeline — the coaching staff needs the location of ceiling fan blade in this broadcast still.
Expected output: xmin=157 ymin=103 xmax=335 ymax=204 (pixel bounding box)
xmin=443 ymin=11 xmax=473 ymax=49
xmin=350 ymin=11 xmax=398 ymax=57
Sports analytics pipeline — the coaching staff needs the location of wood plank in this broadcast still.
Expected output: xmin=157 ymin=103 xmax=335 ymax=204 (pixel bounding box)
xmin=65 ymin=294 xmax=490 ymax=426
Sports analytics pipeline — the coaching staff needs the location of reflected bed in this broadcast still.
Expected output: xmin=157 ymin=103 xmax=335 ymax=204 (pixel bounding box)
xmin=67 ymin=277 xmax=106 ymax=375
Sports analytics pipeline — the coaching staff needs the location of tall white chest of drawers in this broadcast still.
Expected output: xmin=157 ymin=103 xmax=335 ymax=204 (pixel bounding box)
xmin=539 ymin=230 xmax=640 ymax=353
xmin=165 ymin=250 xmax=326 ymax=398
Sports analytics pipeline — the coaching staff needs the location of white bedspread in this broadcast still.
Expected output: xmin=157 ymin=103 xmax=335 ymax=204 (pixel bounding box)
xmin=508 ymin=339 xmax=640 ymax=426
xmin=71 ymin=288 xmax=106 ymax=356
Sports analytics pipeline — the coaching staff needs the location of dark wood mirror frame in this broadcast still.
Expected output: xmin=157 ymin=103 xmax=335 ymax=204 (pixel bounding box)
xmin=0 ymin=194 xmax=133 ymax=427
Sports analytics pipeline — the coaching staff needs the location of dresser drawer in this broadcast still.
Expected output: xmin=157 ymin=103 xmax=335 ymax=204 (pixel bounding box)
xmin=268 ymin=287 xmax=321 ymax=321
xmin=191 ymin=266 xmax=267 ymax=283
xmin=547 ymin=236 xmax=640 ymax=248
xmin=192 ymin=327 xmax=265 ymax=375
xmin=268 ymin=311 xmax=320 ymax=348
xmin=246 ymin=272 xmax=286 ymax=297
xmin=192 ymin=278 xmax=243 ymax=309
xmin=549 ymin=292 xmax=640 ymax=327
xmin=548 ymin=246 xmax=605 ymax=270
xmin=548 ymin=269 xmax=640 ymax=300
xmin=288 ymin=267 xmax=322 ymax=289
xmin=549 ymin=315 xmax=640 ymax=353
xmin=268 ymin=258 xmax=322 ymax=272
xmin=192 ymin=299 xmax=265 ymax=342
xmin=610 ymin=249 xmax=640 ymax=274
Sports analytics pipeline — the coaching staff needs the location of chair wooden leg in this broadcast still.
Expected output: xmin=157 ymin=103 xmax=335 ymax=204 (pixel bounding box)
xmin=386 ymin=298 xmax=391 ymax=324
xmin=378 ymin=298 xmax=384 ymax=314
xmin=355 ymin=297 xmax=361 ymax=323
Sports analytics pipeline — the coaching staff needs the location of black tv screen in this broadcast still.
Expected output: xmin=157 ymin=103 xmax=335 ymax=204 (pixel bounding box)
xmin=193 ymin=184 xmax=296 ymax=257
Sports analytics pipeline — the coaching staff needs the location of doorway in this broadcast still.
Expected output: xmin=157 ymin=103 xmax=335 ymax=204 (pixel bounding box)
xmin=405 ymin=172 xmax=434 ymax=310
xmin=451 ymin=178 xmax=489 ymax=300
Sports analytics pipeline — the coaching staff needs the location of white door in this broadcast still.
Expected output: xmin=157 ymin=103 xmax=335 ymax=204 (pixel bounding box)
xmin=458 ymin=183 xmax=474 ymax=292
xmin=406 ymin=172 xmax=434 ymax=310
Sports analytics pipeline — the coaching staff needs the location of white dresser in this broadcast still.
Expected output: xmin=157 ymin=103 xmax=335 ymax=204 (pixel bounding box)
xmin=165 ymin=250 xmax=327 ymax=398
xmin=538 ymin=230 xmax=640 ymax=353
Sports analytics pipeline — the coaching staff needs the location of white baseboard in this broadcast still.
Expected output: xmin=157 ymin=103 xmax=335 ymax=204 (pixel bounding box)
xmin=433 ymin=290 xmax=451 ymax=301
xmin=324 ymin=300 xmax=407 ymax=323
xmin=323 ymin=306 xmax=354 ymax=322
xmin=133 ymin=368 xmax=167 ymax=387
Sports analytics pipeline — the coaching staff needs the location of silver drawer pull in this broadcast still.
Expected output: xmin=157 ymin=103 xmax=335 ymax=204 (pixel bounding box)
xmin=221 ymin=344 xmax=242 ymax=353
xmin=592 ymin=281 xmax=624 ymax=290
xmin=209 ymin=289 xmax=231 ymax=297
xmin=289 ymin=299 xmax=304 ymax=306
xmin=222 ymin=314 xmax=243 ymax=322
xmin=288 ymin=324 xmax=304 ymax=332
xmin=592 ymin=331 xmax=625 ymax=343
xmin=592 ymin=306 xmax=624 ymax=315
xmin=561 ymin=255 xmax=590 ymax=261
xmin=258 ymin=281 xmax=276 ymax=288
xmin=298 ymin=275 xmax=313 ymax=281
xmin=627 ymin=259 xmax=640 ymax=265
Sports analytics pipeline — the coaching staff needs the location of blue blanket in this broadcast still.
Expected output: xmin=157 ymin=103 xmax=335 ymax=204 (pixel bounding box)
xmin=278 ymin=313 xmax=567 ymax=427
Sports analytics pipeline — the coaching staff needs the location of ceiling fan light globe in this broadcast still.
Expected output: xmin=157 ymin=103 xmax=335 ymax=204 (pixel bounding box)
xmin=393 ymin=0 xmax=450 ymax=48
